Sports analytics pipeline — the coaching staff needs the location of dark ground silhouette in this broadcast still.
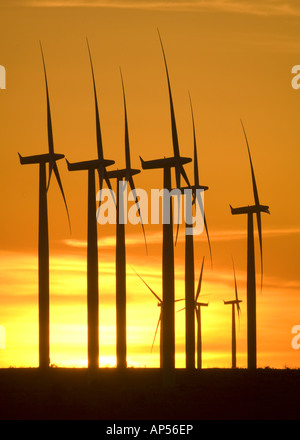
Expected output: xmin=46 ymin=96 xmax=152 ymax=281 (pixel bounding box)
xmin=0 ymin=368 xmax=299 ymax=420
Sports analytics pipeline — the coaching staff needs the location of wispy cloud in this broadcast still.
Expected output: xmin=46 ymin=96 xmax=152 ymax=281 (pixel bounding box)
xmin=207 ymin=227 xmax=300 ymax=242
xmin=63 ymin=233 xmax=160 ymax=249
xmin=63 ymin=226 xmax=300 ymax=249
xmin=9 ymin=0 xmax=300 ymax=17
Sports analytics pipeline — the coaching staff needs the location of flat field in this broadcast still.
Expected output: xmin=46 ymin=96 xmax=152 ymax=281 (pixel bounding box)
xmin=0 ymin=368 xmax=299 ymax=420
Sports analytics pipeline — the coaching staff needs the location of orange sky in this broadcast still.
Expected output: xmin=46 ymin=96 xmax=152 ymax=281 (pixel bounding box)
xmin=0 ymin=1 xmax=300 ymax=369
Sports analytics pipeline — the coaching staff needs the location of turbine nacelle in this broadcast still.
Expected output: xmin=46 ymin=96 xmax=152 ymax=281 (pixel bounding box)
xmin=223 ymin=299 xmax=243 ymax=306
xmin=179 ymin=184 xmax=209 ymax=193
xmin=195 ymin=302 xmax=209 ymax=308
xmin=106 ymin=168 xmax=140 ymax=180
xmin=229 ymin=204 xmax=270 ymax=216
xmin=139 ymin=155 xmax=191 ymax=170
xmin=66 ymin=157 xmax=114 ymax=172
xmin=18 ymin=152 xmax=64 ymax=165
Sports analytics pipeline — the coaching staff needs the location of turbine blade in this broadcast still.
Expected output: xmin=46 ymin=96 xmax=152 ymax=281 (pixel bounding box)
xmin=231 ymin=257 xmax=242 ymax=320
xmin=40 ymin=42 xmax=54 ymax=156
xmin=131 ymin=266 xmax=161 ymax=303
xmin=104 ymin=169 xmax=117 ymax=209
xmin=174 ymin=162 xmax=191 ymax=195
xmin=157 ymin=31 xmax=192 ymax=191
xmin=179 ymin=163 xmax=191 ymax=188
xmin=96 ymin=168 xmax=104 ymax=221
xmin=237 ymin=302 xmax=241 ymax=321
xmin=174 ymin=192 xmax=181 ymax=247
xmin=151 ymin=311 xmax=161 ymax=353
xmin=189 ymin=93 xmax=199 ymax=187
xmin=174 ymin=167 xmax=191 ymax=246
xmin=256 ymin=210 xmax=263 ymax=292
xmin=47 ymin=159 xmax=54 ymax=192
xmin=232 ymin=258 xmax=239 ymax=302
xmin=129 ymin=175 xmax=147 ymax=254
xmin=204 ymin=213 xmax=213 ymax=269
xmin=240 ymin=120 xmax=263 ymax=291
xmin=120 ymin=69 xmax=131 ymax=170
xmin=86 ymin=38 xmax=104 ymax=160
xmin=236 ymin=299 xmax=242 ymax=326
xmin=174 ymin=221 xmax=180 ymax=247
xmin=195 ymin=256 xmax=205 ymax=302
xmin=195 ymin=184 xmax=212 ymax=267
xmin=232 ymin=258 xmax=240 ymax=317
xmin=96 ymin=167 xmax=116 ymax=215
xmin=53 ymin=162 xmax=71 ymax=233
xmin=157 ymin=29 xmax=180 ymax=159
xmin=175 ymin=166 xmax=181 ymax=189
xmin=240 ymin=120 xmax=260 ymax=207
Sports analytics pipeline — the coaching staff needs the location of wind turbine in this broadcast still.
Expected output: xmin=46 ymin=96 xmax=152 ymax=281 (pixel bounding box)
xmin=66 ymin=40 xmax=115 ymax=369
xmin=140 ymin=30 xmax=192 ymax=371
xmin=178 ymin=94 xmax=212 ymax=369
xmin=131 ymin=267 xmax=163 ymax=363
xmin=223 ymin=259 xmax=242 ymax=369
xmin=132 ymin=267 xmax=183 ymax=367
xmin=106 ymin=69 xmax=146 ymax=369
xmin=18 ymin=43 xmax=70 ymax=369
xmin=230 ymin=120 xmax=270 ymax=369
xmin=178 ymin=256 xmax=209 ymax=369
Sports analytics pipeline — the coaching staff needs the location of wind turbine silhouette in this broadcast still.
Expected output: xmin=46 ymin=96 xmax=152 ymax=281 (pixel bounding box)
xmin=66 ymin=40 xmax=115 ymax=369
xmin=223 ymin=259 xmax=242 ymax=369
xmin=131 ymin=266 xmax=183 ymax=367
xmin=140 ymin=29 xmax=192 ymax=371
xmin=131 ymin=267 xmax=163 ymax=363
xmin=194 ymin=257 xmax=209 ymax=369
xmin=230 ymin=120 xmax=270 ymax=369
xmin=18 ymin=43 xmax=71 ymax=369
xmin=177 ymin=94 xmax=212 ymax=369
xmin=106 ymin=69 xmax=146 ymax=369
xmin=178 ymin=257 xmax=209 ymax=369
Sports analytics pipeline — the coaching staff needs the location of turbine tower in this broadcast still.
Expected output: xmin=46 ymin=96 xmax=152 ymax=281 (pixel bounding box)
xmin=230 ymin=121 xmax=270 ymax=369
xmin=106 ymin=70 xmax=146 ymax=369
xmin=140 ymin=30 xmax=192 ymax=372
xmin=223 ymin=259 xmax=242 ymax=369
xmin=66 ymin=40 xmax=115 ymax=369
xmin=18 ymin=43 xmax=71 ymax=369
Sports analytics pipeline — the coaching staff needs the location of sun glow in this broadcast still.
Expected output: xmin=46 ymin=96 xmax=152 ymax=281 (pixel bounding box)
xmin=1 ymin=238 xmax=299 ymax=370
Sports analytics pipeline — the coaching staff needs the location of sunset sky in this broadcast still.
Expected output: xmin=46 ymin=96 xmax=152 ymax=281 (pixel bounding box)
xmin=0 ymin=0 xmax=300 ymax=369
